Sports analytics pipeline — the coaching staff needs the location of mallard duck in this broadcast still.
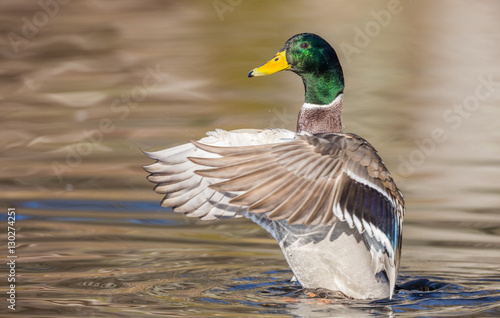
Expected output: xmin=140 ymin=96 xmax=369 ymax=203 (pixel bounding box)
xmin=144 ymin=33 xmax=404 ymax=300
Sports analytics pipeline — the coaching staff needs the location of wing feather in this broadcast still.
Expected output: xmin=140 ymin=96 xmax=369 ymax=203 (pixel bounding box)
xmin=144 ymin=128 xmax=296 ymax=221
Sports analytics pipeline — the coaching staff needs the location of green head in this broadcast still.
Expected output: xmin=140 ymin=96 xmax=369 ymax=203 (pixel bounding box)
xmin=248 ymin=33 xmax=344 ymax=105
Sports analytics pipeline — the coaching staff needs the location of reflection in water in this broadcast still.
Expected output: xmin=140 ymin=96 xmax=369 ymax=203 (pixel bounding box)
xmin=1 ymin=0 xmax=500 ymax=317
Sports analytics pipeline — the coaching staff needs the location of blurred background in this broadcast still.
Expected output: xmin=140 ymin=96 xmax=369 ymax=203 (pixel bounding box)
xmin=0 ymin=1 xmax=499 ymax=317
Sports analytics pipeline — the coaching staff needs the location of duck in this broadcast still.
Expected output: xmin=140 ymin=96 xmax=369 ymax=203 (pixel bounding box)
xmin=143 ymin=33 xmax=405 ymax=300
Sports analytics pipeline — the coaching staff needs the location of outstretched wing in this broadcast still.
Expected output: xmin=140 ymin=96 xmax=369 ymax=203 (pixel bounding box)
xmin=144 ymin=130 xmax=404 ymax=296
xmin=189 ymin=132 xmax=404 ymax=292
xmin=143 ymin=129 xmax=296 ymax=220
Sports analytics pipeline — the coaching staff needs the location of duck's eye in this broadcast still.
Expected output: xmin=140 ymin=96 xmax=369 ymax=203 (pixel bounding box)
xmin=300 ymin=42 xmax=309 ymax=49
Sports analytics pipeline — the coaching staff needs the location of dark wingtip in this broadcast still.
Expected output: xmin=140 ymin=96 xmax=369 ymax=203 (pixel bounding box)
xmin=248 ymin=70 xmax=254 ymax=78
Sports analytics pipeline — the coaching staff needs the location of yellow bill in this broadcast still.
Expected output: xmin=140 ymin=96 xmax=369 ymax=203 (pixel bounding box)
xmin=248 ymin=51 xmax=290 ymax=77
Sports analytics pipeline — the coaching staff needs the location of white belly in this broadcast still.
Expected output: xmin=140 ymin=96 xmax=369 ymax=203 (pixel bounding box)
xmin=272 ymin=220 xmax=390 ymax=299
